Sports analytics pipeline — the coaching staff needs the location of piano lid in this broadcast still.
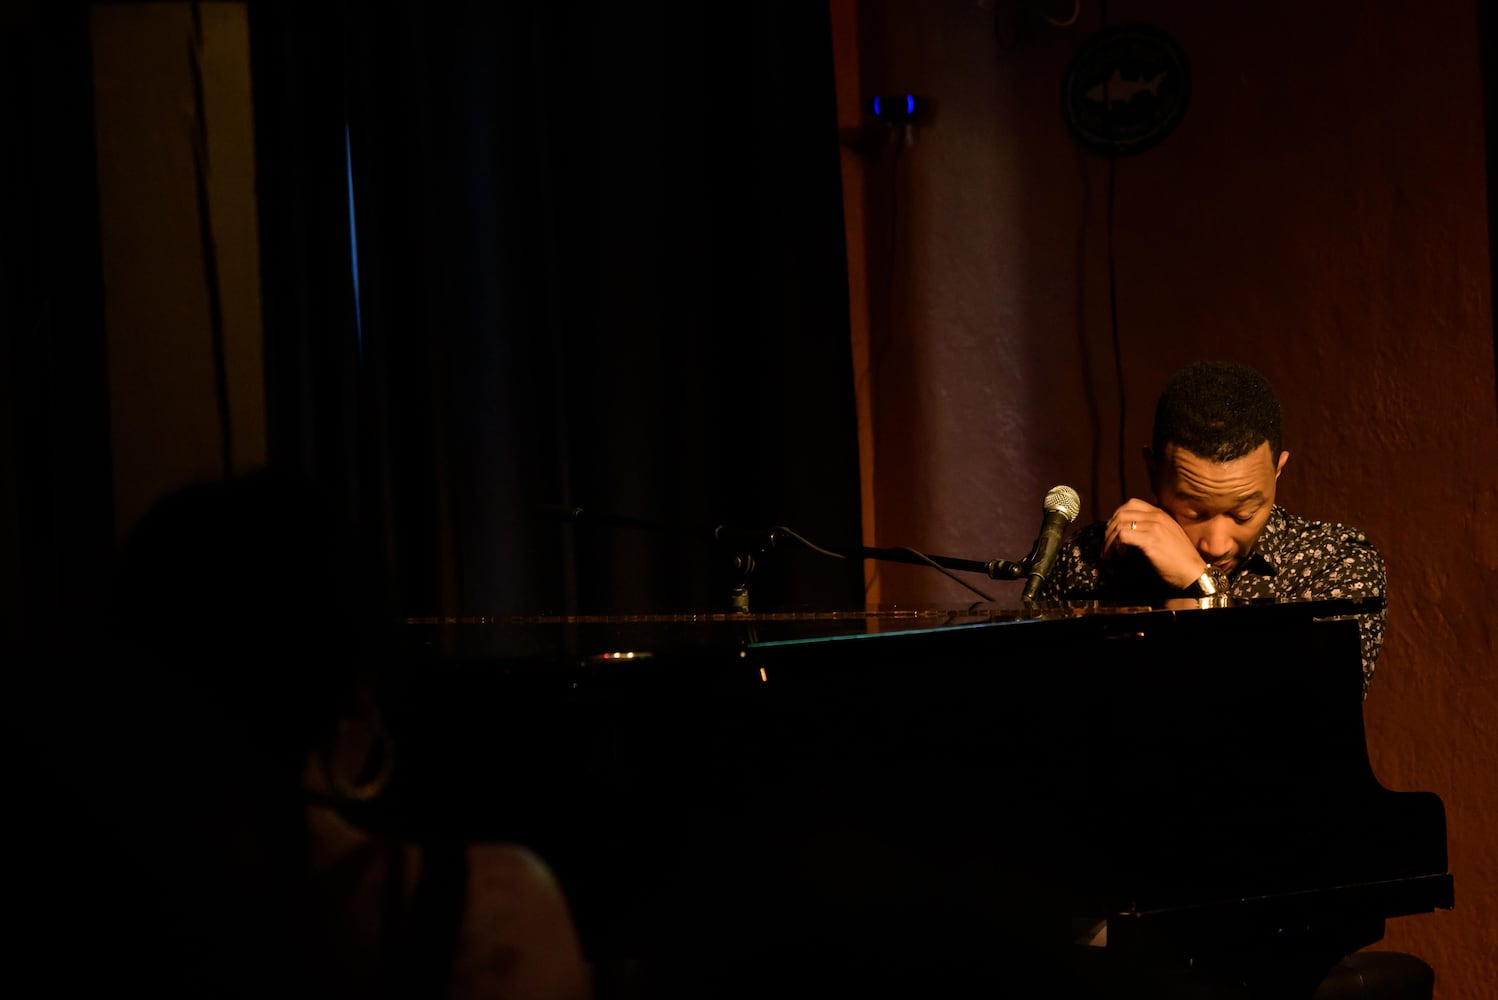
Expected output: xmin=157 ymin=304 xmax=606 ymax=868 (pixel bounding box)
xmin=400 ymin=594 xmax=1382 ymax=664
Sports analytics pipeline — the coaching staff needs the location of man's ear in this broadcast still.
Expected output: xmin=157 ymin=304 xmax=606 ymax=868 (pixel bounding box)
xmin=1276 ymin=450 xmax=1289 ymax=479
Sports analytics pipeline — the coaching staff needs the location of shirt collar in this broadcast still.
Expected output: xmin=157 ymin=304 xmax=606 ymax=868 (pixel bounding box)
xmin=1237 ymin=505 xmax=1289 ymax=578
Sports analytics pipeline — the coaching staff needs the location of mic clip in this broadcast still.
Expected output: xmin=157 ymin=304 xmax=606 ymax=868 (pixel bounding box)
xmin=984 ymin=557 xmax=1027 ymax=581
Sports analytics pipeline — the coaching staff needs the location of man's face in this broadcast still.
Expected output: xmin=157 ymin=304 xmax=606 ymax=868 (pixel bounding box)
xmin=1149 ymin=441 xmax=1289 ymax=575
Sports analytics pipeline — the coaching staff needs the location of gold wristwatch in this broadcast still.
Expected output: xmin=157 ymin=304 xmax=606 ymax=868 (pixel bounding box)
xmin=1193 ymin=566 xmax=1227 ymax=597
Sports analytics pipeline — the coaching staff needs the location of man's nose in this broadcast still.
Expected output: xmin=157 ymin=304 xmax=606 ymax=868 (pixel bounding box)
xmin=1197 ymin=519 xmax=1234 ymax=561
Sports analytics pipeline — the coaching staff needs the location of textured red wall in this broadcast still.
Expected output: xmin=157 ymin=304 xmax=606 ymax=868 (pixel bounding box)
xmin=844 ymin=1 xmax=1496 ymax=995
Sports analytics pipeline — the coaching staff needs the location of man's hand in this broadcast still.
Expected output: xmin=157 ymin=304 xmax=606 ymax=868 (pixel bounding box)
xmin=1101 ymin=499 xmax=1206 ymax=591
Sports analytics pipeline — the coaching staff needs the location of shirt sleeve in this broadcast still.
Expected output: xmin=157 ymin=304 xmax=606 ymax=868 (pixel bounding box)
xmin=1286 ymin=524 xmax=1387 ymax=697
xmin=1037 ymin=523 xmax=1105 ymax=603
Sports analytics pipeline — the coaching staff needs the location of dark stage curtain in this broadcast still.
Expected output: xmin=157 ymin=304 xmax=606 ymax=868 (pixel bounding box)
xmin=1 ymin=4 xmax=114 ymax=646
xmin=250 ymin=1 xmax=865 ymax=618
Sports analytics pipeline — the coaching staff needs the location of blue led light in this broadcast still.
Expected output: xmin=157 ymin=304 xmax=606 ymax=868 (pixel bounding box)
xmin=906 ymin=95 xmax=914 ymax=115
xmin=872 ymin=96 xmax=881 ymax=116
xmin=345 ymin=123 xmax=364 ymax=359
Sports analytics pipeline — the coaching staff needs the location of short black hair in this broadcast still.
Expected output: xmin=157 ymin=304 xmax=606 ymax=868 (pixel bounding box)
xmin=112 ymin=468 xmax=384 ymax=783
xmin=1151 ymin=360 xmax=1282 ymax=462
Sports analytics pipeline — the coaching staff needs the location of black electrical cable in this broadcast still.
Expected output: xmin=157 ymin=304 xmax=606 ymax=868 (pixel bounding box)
xmin=1106 ymin=152 xmax=1125 ymax=502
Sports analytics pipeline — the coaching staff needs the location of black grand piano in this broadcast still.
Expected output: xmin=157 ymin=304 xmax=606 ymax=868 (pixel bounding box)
xmin=374 ymin=595 xmax=1451 ymax=998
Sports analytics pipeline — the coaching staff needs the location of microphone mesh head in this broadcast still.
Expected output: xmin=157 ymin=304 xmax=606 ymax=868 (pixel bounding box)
xmin=1044 ymin=485 xmax=1081 ymax=523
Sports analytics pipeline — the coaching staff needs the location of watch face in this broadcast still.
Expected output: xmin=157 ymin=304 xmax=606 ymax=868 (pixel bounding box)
xmin=1062 ymin=23 xmax=1191 ymax=157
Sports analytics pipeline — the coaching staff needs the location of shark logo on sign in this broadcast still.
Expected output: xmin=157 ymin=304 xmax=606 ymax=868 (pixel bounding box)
xmin=1063 ymin=24 xmax=1190 ymax=157
xmin=1085 ymin=70 xmax=1168 ymax=109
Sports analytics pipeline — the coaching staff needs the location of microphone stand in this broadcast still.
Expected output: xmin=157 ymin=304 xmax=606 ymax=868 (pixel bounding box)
xmin=854 ymin=546 xmax=1028 ymax=582
xmin=540 ymin=503 xmax=1035 ymax=614
xmin=712 ymin=524 xmax=783 ymax=614
xmin=715 ymin=529 xmax=1031 ymax=613
xmin=541 ymin=506 xmax=798 ymax=614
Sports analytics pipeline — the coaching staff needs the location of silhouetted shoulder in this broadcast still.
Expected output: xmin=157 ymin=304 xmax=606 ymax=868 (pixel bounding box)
xmin=451 ymin=844 xmax=591 ymax=1000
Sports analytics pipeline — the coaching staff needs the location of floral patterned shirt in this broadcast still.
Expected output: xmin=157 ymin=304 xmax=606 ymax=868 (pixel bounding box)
xmin=1038 ymin=505 xmax=1387 ymax=696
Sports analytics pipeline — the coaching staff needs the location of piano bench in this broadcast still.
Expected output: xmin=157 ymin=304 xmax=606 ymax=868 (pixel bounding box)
xmin=1312 ymin=952 xmax=1434 ymax=1000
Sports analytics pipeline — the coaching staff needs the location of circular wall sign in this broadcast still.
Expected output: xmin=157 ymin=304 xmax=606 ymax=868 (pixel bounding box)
xmin=1063 ymin=24 xmax=1191 ymax=157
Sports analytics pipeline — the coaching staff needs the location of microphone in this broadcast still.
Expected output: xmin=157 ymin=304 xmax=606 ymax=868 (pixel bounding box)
xmin=1019 ymin=485 xmax=1082 ymax=605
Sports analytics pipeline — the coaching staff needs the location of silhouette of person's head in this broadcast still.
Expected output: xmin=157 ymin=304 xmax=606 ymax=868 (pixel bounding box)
xmin=113 ymin=468 xmax=385 ymax=801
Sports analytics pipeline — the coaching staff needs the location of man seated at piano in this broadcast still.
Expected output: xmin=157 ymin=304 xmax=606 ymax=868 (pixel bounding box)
xmin=1039 ymin=360 xmax=1387 ymax=697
